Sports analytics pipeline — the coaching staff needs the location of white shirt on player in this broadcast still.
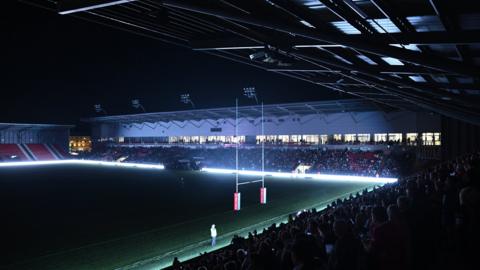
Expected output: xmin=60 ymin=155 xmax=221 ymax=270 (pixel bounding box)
xmin=210 ymin=224 xmax=217 ymax=237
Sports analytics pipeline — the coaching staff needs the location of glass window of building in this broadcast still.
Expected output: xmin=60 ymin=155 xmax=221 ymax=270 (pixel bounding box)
xmin=190 ymin=136 xmax=199 ymax=143
xmin=423 ymin=132 xmax=441 ymax=145
xmin=422 ymin=133 xmax=433 ymax=145
xmin=229 ymin=136 xmax=245 ymax=143
xmin=302 ymin=135 xmax=319 ymax=144
xmin=118 ymin=137 xmax=124 ymax=143
xmin=69 ymin=136 xmax=92 ymax=152
xmin=406 ymin=133 xmax=418 ymax=145
xmin=434 ymin=132 xmax=441 ymax=145
xmin=388 ymin=133 xmax=402 ymax=143
xmin=266 ymin=135 xmax=277 ymax=143
xmin=344 ymin=134 xmax=356 ymax=142
xmin=232 ymin=136 xmax=245 ymax=143
xmin=169 ymin=136 xmax=178 ymax=143
xmin=357 ymin=134 xmax=370 ymax=143
xmin=179 ymin=136 xmax=190 ymax=143
xmin=290 ymin=135 xmax=301 ymax=144
xmin=320 ymin=135 xmax=328 ymax=144
xmin=333 ymin=134 xmax=342 ymax=142
xmin=374 ymin=133 xmax=387 ymax=143
xmin=224 ymin=136 xmax=233 ymax=143
xmin=278 ymin=135 xmax=289 ymax=143
xmin=256 ymin=135 xmax=266 ymax=143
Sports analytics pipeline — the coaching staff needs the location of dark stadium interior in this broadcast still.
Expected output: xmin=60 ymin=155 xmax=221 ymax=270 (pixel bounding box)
xmin=3 ymin=0 xmax=480 ymax=270
xmin=3 ymin=1 xmax=334 ymax=130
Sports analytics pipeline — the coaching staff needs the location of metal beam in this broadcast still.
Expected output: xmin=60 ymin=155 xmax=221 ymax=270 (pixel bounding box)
xmin=289 ymin=51 xmax=480 ymax=123
xmin=58 ymin=0 xmax=137 ymax=15
xmin=428 ymin=0 xmax=473 ymax=67
xmin=268 ymin=0 xmax=337 ymax=33
xmin=60 ymin=1 xmax=480 ymax=76
xmin=370 ymin=0 xmax=416 ymax=33
xmin=190 ymin=30 xmax=480 ymax=51
xmin=318 ymin=0 xmax=378 ymax=35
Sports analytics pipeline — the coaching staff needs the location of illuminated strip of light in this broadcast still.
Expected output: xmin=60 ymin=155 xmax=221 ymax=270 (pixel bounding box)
xmin=0 ymin=160 xmax=165 ymax=170
xmin=59 ymin=0 xmax=137 ymax=15
xmin=201 ymin=168 xmax=397 ymax=183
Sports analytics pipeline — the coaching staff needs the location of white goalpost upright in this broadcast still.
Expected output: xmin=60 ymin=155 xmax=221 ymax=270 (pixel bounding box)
xmin=234 ymin=93 xmax=267 ymax=211
xmin=234 ymin=98 xmax=241 ymax=211
xmin=260 ymin=101 xmax=267 ymax=204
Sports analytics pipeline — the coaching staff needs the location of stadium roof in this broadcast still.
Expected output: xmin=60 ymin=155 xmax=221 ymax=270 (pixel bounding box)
xmin=84 ymin=98 xmax=413 ymax=123
xmin=0 ymin=123 xmax=74 ymax=130
xmin=26 ymin=0 xmax=480 ymax=124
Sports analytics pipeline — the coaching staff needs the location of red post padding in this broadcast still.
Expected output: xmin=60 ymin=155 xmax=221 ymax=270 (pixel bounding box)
xmin=234 ymin=192 xmax=241 ymax=211
xmin=260 ymin=187 xmax=267 ymax=204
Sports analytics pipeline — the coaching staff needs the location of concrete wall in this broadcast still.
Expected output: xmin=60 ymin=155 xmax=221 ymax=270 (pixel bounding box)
xmin=92 ymin=111 xmax=440 ymax=140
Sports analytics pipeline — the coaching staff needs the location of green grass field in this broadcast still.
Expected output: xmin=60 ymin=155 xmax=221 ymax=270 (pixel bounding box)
xmin=0 ymin=164 xmax=376 ymax=270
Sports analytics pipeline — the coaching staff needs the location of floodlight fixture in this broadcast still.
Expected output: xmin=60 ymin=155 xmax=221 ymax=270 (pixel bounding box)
xmin=180 ymin=93 xmax=195 ymax=108
xmin=94 ymin=104 xmax=107 ymax=115
xmin=243 ymin=87 xmax=258 ymax=104
xmin=249 ymin=51 xmax=268 ymax=61
xmin=249 ymin=49 xmax=293 ymax=66
xmin=131 ymin=99 xmax=146 ymax=113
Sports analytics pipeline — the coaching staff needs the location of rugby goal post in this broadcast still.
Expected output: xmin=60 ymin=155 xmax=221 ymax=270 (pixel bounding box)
xmin=233 ymin=99 xmax=267 ymax=211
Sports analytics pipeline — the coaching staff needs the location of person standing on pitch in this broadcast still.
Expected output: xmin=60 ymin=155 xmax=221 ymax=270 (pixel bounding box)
xmin=210 ymin=224 xmax=217 ymax=246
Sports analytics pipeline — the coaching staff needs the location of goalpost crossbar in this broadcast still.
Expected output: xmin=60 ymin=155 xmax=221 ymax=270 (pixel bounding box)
xmin=237 ymin=179 xmax=264 ymax=186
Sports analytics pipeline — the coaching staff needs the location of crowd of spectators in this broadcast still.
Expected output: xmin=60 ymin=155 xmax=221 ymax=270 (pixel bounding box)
xmin=86 ymin=146 xmax=399 ymax=177
xmin=169 ymin=152 xmax=480 ymax=270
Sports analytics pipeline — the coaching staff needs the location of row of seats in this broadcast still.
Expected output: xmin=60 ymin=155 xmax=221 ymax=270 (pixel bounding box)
xmin=0 ymin=144 xmax=65 ymax=161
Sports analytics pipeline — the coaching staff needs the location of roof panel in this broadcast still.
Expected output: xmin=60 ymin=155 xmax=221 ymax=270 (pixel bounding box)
xmin=357 ymin=54 xmax=378 ymax=65
xmin=85 ymin=99 xmax=402 ymax=124
xmin=367 ymin=18 xmax=401 ymax=33
xmin=406 ymin=15 xmax=446 ymax=32
xmin=26 ymin=0 xmax=480 ymax=126
xmin=330 ymin=21 xmax=361 ymax=34
xmin=381 ymin=57 xmax=404 ymax=65
xmin=409 ymin=75 xmax=427 ymax=82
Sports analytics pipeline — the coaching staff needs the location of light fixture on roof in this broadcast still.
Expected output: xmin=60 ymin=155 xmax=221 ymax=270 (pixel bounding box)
xmin=408 ymin=75 xmax=427 ymax=82
xmin=367 ymin=18 xmax=401 ymax=33
xmin=94 ymin=104 xmax=107 ymax=115
xmin=381 ymin=57 xmax=404 ymax=66
xmin=249 ymin=51 xmax=269 ymax=61
xmin=243 ymin=87 xmax=259 ymax=104
xmin=390 ymin=44 xmax=421 ymax=52
xmin=300 ymin=20 xmax=316 ymax=28
xmin=357 ymin=54 xmax=378 ymax=65
xmin=331 ymin=21 xmax=362 ymax=34
xmin=131 ymin=99 xmax=146 ymax=113
xmin=58 ymin=0 xmax=136 ymax=15
xmin=180 ymin=93 xmax=195 ymax=108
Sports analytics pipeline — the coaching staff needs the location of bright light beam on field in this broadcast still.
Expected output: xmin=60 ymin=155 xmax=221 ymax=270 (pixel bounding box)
xmin=0 ymin=160 xmax=165 ymax=170
xmin=201 ymin=168 xmax=397 ymax=184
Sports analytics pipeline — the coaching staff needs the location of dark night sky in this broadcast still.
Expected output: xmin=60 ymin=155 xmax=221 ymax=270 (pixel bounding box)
xmin=3 ymin=1 xmax=342 ymax=134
